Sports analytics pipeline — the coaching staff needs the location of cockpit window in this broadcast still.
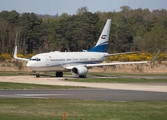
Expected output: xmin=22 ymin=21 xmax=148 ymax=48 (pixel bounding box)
xmin=30 ymin=58 xmax=41 ymax=61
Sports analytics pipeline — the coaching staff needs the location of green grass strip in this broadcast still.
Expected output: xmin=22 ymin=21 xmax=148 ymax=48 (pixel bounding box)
xmin=0 ymin=82 xmax=86 ymax=90
xmin=0 ymin=99 xmax=166 ymax=120
xmin=68 ymin=78 xmax=167 ymax=83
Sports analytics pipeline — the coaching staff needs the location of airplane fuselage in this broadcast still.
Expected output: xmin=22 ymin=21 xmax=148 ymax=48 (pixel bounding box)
xmin=27 ymin=51 xmax=108 ymax=72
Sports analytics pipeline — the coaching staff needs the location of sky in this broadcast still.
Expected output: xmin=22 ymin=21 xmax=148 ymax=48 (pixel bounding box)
xmin=0 ymin=0 xmax=167 ymax=15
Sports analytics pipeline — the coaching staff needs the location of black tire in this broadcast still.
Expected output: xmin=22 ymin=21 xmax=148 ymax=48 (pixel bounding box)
xmin=59 ymin=72 xmax=63 ymax=77
xmin=36 ymin=74 xmax=40 ymax=78
xmin=55 ymin=72 xmax=59 ymax=77
xmin=79 ymin=75 xmax=86 ymax=78
xmin=56 ymin=72 xmax=63 ymax=77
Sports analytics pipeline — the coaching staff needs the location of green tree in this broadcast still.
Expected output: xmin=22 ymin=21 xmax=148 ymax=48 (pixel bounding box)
xmin=76 ymin=7 xmax=88 ymax=15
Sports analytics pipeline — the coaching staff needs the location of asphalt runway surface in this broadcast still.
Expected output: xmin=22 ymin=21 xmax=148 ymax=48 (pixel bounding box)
xmin=0 ymin=89 xmax=167 ymax=101
xmin=0 ymin=75 xmax=167 ymax=101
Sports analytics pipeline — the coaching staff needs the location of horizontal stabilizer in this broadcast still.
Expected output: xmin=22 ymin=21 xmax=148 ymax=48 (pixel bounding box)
xmin=104 ymin=51 xmax=140 ymax=57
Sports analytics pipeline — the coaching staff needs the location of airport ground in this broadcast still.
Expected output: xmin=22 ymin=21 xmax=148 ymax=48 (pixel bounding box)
xmin=0 ymin=71 xmax=167 ymax=120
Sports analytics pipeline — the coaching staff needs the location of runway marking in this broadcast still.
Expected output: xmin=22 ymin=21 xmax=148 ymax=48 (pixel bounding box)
xmin=0 ymin=94 xmax=73 ymax=99
xmin=15 ymin=94 xmax=71 ymax=96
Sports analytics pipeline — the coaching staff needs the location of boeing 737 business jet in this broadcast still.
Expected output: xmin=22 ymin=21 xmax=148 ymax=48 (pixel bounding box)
xmin=14 ymin=19 xmax=149 ymax=78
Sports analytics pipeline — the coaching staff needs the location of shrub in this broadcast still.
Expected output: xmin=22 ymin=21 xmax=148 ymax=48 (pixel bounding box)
xmin=109 ymin=56 xmax=119 ymax=61
xmin=26 ymin=54 xmax=34 ymax=59
xmin=128 ymin=54 xmax=142 ymax=61
xmin=158 ymin=53 xmax=167 ymax=61
xmin=109 ymin=52 xmax=166 ymax=62
xmin=0 ymin=53 xmax=11 ymax=61
xmin=17 ymin=53 xmax=25 ymax=58
xmin=118 ymin=55 xmax=129 ymax=62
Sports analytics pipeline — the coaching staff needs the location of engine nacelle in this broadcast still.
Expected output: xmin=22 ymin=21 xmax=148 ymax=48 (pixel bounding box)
xmin=71 ymin=66 xmax=88 ymax=77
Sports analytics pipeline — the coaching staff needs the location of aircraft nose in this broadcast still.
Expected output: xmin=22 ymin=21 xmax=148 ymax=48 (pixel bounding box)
xmin=26 ymin=62 xmax=34 ymax=67
xmin=27 ymin=62 xmax=37 ymax=71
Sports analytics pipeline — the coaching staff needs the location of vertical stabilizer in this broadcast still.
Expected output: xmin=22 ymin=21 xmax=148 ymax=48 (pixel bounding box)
xmin=88 ymin=19 xmax=111 ymax=52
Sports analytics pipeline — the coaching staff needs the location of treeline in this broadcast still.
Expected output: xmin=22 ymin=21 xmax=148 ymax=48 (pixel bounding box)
xmin=0 ymin=6 xmax=167 ymax=56
xmin=1 ymin=52 xmax=167 ymax=62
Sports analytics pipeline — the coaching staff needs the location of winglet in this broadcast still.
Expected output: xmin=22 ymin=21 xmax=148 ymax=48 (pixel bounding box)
xmin=14 ymin=46 xmax=18 ymax=59
xmin=13 ymin=46 xmax=29 ymax=62
xmin=150 ymin=49 xmax=160 ymax=63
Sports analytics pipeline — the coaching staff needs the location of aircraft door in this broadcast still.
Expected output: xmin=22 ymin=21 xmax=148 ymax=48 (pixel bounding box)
xmin=46 ymin=55 xmax=50 ymax=66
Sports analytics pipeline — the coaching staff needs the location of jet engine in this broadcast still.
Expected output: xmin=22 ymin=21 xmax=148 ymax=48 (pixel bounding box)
xmin=71 ymin=66 xmax=88 ymax=78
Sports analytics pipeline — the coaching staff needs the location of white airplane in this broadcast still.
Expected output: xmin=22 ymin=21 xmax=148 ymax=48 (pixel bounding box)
xmin=14 ymin=19 xmax=150 ymax=78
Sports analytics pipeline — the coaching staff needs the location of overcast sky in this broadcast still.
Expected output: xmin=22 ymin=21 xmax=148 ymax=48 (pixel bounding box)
xmin=0 ymin=0 xmax=167 ymax=15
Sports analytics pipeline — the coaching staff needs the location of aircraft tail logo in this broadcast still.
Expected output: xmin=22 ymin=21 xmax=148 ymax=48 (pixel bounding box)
xmin=101 ymin=35 xmax=107 ymax=39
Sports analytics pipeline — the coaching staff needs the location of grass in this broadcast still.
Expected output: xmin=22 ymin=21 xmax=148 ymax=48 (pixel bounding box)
xmin=0 ymin=71 xmax=167 ymax=77
xmin=0 ymin=71 xmax=32 ymax=76
xmin=0 ymin=99 xmax=166 ymax=120
xmin=68 ymin=78 xmax=167 ymax=83
xmin=0 ymin=71 xmax=71 ymax=76
xmin=0 ymin=82 xmax=86 ymax=89
xmin=88 ymin=72 xmax=167 ymax=77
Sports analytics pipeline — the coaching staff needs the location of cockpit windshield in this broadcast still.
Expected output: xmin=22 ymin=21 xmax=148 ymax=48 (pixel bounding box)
xmin=30 ymin=57 xmax=41 ymax=61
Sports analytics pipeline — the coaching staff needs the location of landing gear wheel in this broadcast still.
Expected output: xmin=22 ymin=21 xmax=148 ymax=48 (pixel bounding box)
xmin=59 ymin=72 xmax=63 ymax=77
xmin=56 ymin=72 xmax=58 ymax=77
xmin=55 ymin=72 xmax=63 ymax=77
xmin=79 ymin=75 xmax=86 ymax=78
xmin=36 ymin=74 xmax=40 ymax=78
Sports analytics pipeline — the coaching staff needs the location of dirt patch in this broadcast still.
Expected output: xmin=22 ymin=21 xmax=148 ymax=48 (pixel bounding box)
xmin=0 ymin=61 xmax=30 ymax=71
xmin=89 ymin=62 xmax=167 ymax=74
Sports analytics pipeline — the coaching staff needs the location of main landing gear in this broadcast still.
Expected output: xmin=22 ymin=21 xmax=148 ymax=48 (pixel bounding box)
xmin=36 ymin=73 xmax=40 ymax=78
xmin=55 ymin=72 xmax=63 ymax=77
xmin=79 ymin=75 xmax=86 ymax=78
xmin=35 ymin=72 xmax=63 ymax=78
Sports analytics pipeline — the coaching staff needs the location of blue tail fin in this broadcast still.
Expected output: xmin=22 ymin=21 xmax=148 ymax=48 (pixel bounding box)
xmin=88 ymin=19 xmax=111 ymax=52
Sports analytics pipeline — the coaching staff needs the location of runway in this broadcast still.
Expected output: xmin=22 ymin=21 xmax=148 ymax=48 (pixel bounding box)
xmin=0 ymin=89 xmax=167 ymax=101
xmin=0 ymin=75 xmax=167 ymax=101
xmin=0 ymin=76 xmax=167 ymax=92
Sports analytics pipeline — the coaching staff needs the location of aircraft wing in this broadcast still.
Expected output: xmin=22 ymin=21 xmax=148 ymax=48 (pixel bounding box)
xmin=14 ymin=46 xmax=29 ymax=62
xmin=65 ymin=61 xmax=148 ymax=69
xmin=65 ymin=49 xmax=159 ymax=69
xmin=85 ymin=61 xmax=148 ymax=67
